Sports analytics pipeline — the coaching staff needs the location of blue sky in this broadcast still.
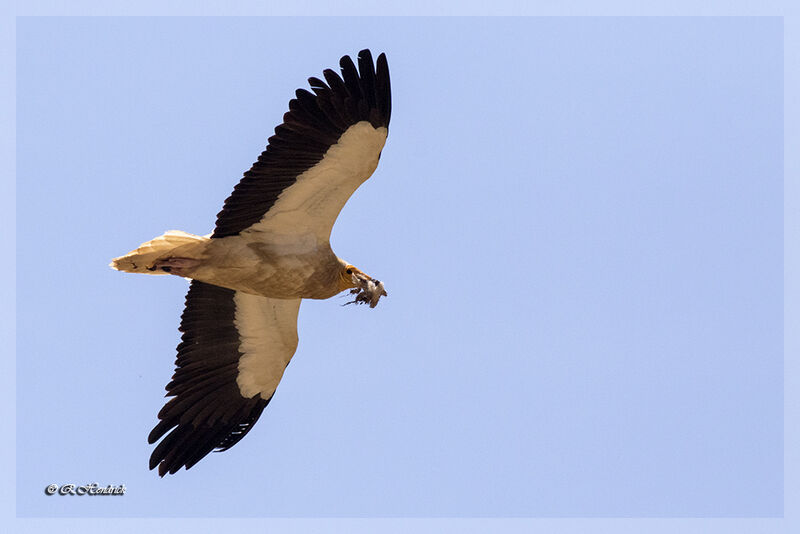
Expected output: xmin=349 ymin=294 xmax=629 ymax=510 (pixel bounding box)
xmin=7 ymin=9 xmax=795 ymax=534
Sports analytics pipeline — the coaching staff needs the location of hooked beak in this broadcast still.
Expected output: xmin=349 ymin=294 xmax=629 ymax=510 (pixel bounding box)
xmin=342 ymin=268 xmax=388 ymax=308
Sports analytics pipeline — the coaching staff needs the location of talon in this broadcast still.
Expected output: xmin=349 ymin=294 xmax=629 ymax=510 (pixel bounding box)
xmin=151 ymin=257 xmax=200 ymax=277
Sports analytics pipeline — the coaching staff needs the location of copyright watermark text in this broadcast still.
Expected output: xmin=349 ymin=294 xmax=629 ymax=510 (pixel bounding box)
xmin=45 ymin=483 xmax=126 ymax=496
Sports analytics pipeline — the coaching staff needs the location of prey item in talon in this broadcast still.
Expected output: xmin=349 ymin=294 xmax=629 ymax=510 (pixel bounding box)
xmin=345 ymin=276 xmax=388 ymax=308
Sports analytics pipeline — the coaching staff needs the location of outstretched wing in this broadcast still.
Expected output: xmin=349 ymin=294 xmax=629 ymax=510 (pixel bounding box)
xmin=212 ymin=49 xmax=392 ymax=242
xmin=148 ymin=281 xmax=301 ymax=476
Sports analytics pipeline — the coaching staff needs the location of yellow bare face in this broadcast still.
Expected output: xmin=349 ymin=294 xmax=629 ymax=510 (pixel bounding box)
xmin=337 ymin=264 xmax=368 ymax=292
xmin=335 ymin=262 xmax=388 ymax=307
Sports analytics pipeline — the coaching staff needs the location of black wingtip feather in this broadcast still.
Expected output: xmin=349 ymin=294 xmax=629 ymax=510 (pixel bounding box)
xmin=376 ymin=52 xmax=391 ymax=127
xmin=149 ymin=396 xmax=270 ymax=476
xmin=308 ymin=76 xmax=329 ymax=91
xmin=357 ymin=49 xmax=377 ymax=110
xmin=339 ymin=54 xmax=363 ymax=102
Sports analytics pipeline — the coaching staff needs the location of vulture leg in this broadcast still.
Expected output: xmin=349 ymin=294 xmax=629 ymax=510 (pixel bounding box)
xmin=149 ymin=257 xmax=201 ymax=276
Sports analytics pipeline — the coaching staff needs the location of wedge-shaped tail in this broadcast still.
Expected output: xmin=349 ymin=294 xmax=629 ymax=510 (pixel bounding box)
xmin=110 ymin=230 xmax=209 ymax=274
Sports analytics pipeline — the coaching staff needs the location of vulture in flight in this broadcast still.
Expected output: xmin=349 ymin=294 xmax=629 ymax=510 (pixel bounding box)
xmin=111 ymin=50 xmax=391 ymax=476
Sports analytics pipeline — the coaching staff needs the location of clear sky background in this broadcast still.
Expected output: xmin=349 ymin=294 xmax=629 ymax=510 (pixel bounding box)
xmin=7 ymin=8 xmax=794 ymax=534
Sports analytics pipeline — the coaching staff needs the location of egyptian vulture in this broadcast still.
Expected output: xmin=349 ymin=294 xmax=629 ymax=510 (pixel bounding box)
xmin=111 ymin=50 xmax=391 ymax=476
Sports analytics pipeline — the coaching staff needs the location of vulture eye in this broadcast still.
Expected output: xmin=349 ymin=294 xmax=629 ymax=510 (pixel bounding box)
xmin=346 ymin=268 xmax=353 ymax=274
